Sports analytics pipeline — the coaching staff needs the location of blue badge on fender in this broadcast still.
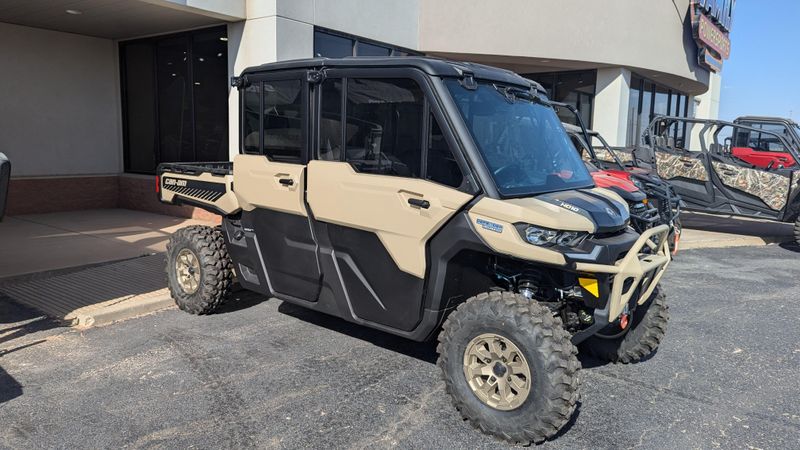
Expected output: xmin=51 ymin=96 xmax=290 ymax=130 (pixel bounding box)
xmin=476 ymin=218 xmax=503 ymax=233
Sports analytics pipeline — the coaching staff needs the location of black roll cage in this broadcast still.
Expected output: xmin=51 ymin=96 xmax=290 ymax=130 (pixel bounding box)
xmin=644 ymin=115 xmax=800 ymax=164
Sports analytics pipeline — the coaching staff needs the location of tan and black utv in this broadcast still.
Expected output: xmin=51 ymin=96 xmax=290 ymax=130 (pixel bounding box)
xmin=158 ymin=57 xmax=672 ymax=444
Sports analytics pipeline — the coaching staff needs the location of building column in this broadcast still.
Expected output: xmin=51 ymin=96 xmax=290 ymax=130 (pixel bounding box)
xmin=692 ymin=71 xmax=721 ymax=120
xmin=591 ymin=67 xmax=631 ymax=147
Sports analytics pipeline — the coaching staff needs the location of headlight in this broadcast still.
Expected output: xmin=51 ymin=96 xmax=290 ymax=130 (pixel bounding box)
xmin=523 ymin=225 xmax=587 ymax=247
xmin=631 ymin=178 xmax=645 ymax=190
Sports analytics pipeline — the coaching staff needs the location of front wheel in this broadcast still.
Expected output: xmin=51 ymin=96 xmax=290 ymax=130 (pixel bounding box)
xmin=437 ymin=291 xmax=581 ymax=444
xmin=580 ymin=285 xmax=669 ymax=363
xmin=166 ymin=225 xmax=233 ymax=315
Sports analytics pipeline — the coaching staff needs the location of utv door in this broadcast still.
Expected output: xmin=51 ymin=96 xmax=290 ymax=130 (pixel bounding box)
xmin=653 ymin=145 xmax=715 ymax=208
xmin=233 ymin=73 xmax=322 ymax=301
xmin=709 ymin=125 xmax=794 ymax=215
xmin=307 ymin=73 xmax=474 ymax=331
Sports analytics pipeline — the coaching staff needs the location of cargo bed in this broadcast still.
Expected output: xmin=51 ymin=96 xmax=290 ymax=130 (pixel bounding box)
xmin=157 ymin=162 xmax=239 ymax=216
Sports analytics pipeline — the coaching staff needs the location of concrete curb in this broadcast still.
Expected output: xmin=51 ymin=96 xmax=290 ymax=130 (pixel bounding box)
xmin=72 ymin=292 xmax=175 ymax=329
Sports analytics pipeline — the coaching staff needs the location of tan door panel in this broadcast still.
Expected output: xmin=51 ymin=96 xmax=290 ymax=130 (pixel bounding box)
xmin=711 ymin=161 xmax=790 ymax=210
xmin=656 ymin=152 xmax=709 ymax=182
xmin=233 ymin=154 xmax=307 ymax=216
xmin=306 ymin=160 xmax=473 ymax=278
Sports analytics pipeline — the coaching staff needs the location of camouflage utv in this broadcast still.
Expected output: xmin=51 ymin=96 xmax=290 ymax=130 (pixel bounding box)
xmin=158 ymin=57 xmax=673 ymax=444
xmin=635 ymin=116 xmax=800 ymax=245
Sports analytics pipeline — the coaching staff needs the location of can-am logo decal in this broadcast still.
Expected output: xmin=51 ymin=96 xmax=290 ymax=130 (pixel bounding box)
xmin=476 ymin=218 xmax=503 ymax=233
xmin=163 ymin=177 xmax=187 ymax=187
xmin=558 ymin=201 xmax=580 ymax=213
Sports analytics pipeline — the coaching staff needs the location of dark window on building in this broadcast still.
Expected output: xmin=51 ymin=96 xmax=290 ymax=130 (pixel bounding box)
xmin=426 ymin=114 xmax=464 ymax=188
xmin=357 ymin=41 xmax=391 ymax=56
xmin=262 ymin=80 xmax=304 ymax=163
xmin=522 ymin=70 xmax=596 ymax=128
xmin=319 ymin=78 xmax=344 ymax=161
xmin=343 ymin=78 xmax=424 ymax=177
xmin=314 ymin=31 xmax=354 ymax=57
xmin=120 ymin=26 xmax=229 ymax=174
xmin=121 ymin=42 xmax=157 ymax=173
xmin=626 ymin=74 xmax=691 ymax=146
xmin=242 ymin=83 xmax=261 ymax=154
xmin=313 ymin=28 xmax=419 ymax=58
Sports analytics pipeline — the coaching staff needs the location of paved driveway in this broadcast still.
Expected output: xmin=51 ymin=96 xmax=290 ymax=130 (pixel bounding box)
xmin=1 ymin=245 xmax=799 ymax=449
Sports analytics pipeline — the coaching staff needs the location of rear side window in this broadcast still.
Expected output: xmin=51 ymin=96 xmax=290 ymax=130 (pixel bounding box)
xmin=344 ymin=78 xmax=424 ymax=177
xmin=263 ymin=80 xmax=304 ymax=163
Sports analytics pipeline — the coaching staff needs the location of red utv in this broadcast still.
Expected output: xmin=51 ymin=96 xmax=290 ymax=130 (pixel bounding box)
xmin=553 ymin=106 xmax=682 ymax=253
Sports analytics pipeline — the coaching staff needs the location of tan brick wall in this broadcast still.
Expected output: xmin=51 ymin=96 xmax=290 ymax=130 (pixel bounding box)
xmin=6 ymin=175 xmax=220 ymax=224
xmin=7 ymin=176 xmax=118 ymax=215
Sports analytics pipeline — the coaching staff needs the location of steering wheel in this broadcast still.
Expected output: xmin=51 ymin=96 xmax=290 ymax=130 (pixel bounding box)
xmin=493 ymin=164 xmax=526 ymax=184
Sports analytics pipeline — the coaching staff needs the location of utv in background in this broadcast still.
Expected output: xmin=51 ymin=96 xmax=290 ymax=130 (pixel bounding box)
xmin=158 ymin=57 xmax=673 ymax=443
xmin=636 ymin=115 xmax=800 ymax=245
xmin=731 ymin=116 xmax=799 ymax=169
xmin=556 ymin=106 xmax=681 ymax=252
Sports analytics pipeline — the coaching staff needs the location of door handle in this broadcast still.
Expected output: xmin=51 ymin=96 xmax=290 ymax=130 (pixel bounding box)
xmin=278 ymin=178 xmax=294 ymax=186
xmin=407 ymin=198 xmax=430 ymax=209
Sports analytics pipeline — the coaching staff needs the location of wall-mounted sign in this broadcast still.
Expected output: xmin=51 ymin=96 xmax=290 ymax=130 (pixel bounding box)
xmin=694 ymin=0 xmax=735 ymax=33
xmin=691 ymin=1 xmax=734 ymax=73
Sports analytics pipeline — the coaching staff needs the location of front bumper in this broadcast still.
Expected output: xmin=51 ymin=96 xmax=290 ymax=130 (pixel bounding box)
xmin=569 ymin=225 xmax=671 ymax=342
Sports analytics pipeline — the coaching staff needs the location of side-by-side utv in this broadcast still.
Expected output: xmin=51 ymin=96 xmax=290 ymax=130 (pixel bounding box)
xmin=158 ymin=57 xmax=672 ymax=443
xmin=635 ymin=116 xmax=800 ymax=245
xmin=560 ymin=121 xmax=682 ymax=252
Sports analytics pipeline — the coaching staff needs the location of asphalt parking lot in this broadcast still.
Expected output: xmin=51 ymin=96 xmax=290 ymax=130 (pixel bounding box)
xmin=1 ymin=244 xmax=799 ymax=449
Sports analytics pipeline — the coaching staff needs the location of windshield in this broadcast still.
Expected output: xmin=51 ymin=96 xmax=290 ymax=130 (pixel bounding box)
xmin=445 ymin=79 xmax=594 ymax=197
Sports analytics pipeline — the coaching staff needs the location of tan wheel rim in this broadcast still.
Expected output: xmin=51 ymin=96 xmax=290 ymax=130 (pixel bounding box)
xmin=463 ymin=333 xmax=532 ymax=411
xmin=175 ymin=248 xmax=201 ymax=294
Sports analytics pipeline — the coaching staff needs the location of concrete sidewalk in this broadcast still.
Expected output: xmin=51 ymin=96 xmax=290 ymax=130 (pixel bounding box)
xmin=0 ymin=208 xmax=216 ymax=327
xmin=0 ymin=208 xmax=215 ymax=280
xmin=679 ymin=212 xmax=795 ymax=250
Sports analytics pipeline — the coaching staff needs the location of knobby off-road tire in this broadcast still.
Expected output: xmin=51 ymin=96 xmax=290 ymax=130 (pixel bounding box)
xmin=580 ymin=285 xmax=669 ymax=363
xmin=437 ymin=291 xmax=581 ymax=444
xmin=794 ymin=215 xmax=800 ymax=246
xmin=166 ymin=225 xmax=233 ymax=315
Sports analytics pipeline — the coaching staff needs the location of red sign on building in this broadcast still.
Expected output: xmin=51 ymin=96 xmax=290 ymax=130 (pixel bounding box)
xmin=691 ymin=1 xmax=733 ymax=72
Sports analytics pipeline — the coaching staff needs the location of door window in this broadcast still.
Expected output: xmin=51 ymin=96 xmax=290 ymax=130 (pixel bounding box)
xmin=426 ymin=114 xmax=465 ymax=188
xmin=263 ymin=79 xmax=304 ymax=163
xmin=344 ymin=78 xmax=424 ymax=177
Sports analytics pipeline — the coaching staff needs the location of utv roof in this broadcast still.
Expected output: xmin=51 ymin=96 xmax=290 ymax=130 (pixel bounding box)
xmin=735 ymin=116 xmax=799 ymax=127
xmin=240 ymin=56 xmax=544 ymax=92
xmin=561 ymin=122 xmax=598 ymax=136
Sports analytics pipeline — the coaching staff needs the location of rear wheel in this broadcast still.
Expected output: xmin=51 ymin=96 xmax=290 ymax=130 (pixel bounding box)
xmin=437 ymin=291 xmax=580 ymax=444
xmin=580 ymin=285 xmax=669 ymax=363
xmin=166 ymin=225 xmax=233 ymax=315
xmin=794 ymin=215 xmax=800 ymax=246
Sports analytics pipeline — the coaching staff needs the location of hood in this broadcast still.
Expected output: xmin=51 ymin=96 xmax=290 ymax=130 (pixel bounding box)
xmin=590 ymin=171 xmax=645 ymax=203
xmin=532 ymin=189 xmax=630 ymax=234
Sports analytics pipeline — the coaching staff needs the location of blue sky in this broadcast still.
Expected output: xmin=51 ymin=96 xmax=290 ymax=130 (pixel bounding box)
xmin=718 ymin=1 xmax=800 ymax=120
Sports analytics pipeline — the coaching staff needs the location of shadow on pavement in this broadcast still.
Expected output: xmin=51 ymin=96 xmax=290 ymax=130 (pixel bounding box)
xmin=778 ymin=242 xmax=800 ymax=253
xmin=0 ymin=296 xmax=62 ymax=406
xmin=276 ymin=301 xmax=439 ymax=364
